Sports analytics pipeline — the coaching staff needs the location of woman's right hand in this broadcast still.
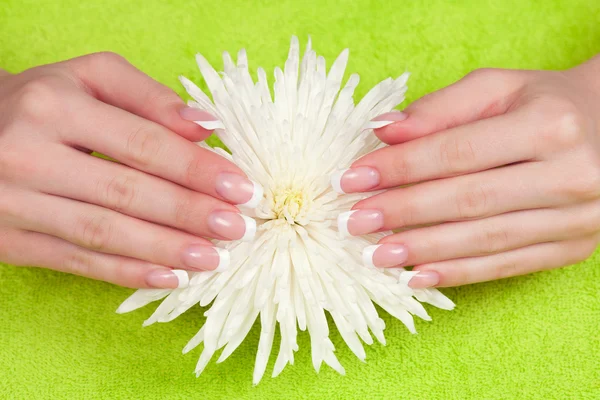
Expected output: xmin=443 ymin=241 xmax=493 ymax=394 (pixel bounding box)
xmin=0 ymin=52 xmax=261 ymax=289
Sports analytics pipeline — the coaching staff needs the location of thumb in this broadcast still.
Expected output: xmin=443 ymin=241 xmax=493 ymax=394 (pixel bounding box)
xmin=374 ymin=68 xmax=525 ymax=145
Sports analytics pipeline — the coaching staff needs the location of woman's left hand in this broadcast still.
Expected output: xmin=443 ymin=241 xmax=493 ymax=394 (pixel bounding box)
xmin=333 ymin=55 xmax=600 ymax=288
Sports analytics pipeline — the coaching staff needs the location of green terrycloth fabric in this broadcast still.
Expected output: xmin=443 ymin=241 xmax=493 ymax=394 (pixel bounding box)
xmin=1 ymin=1 xmax=600 ymax=398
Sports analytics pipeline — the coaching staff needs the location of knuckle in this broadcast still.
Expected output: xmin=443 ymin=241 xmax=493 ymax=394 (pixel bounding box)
xmin=493 ymin=253 xmax=521 ymax=280
xmin=126 ymin=126 xmax=163 ymax=167
xmin=535 ymin=98 xmax=588 ymax=149
xmin=185 ymin=156 xmax=205 ymax=186
xmin=173 ymin=195 xmax=196 ymax=227
xmin=560 ymin=163 xmax=600 ymax=200
xmin=15 ymin=77 xmax=61 ymax=121
xmin=76 ymin=215 xmax=113 ymax=250
xmin=465 ymin=68 xmax=496 ymax=80
xmin=455 ymin=182 xmax=492 ymax=219
xmin=390 ymin=155 xmax=413 ymax=184
xmin=438 ymin=136 xmax=477 ymax=174
xmin=101 ymin=174 xmax=138 ymax=212
xmin=89 ymin=51 xmax=127 ymax=66
xmin=479 ymin=222 xmax=510 ymax=255
xmin=574 ymin=239 xmax=598 ymax=263
xmin=64 ymin=250 xmax=96 ymax=277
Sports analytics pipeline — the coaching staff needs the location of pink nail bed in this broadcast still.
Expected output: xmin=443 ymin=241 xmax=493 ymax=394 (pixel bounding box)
xmin=372 ymin=110 xmax=408 ymax=122
xmin=408 ymin=271 xmax=440 ymax=288
xmin=331 ymin=166 xmax=380 ymax=194
xmin=179 ymin=107 xmax=218 ymax=122
xmin=337 ymin=209 xmax=384 ymax=237
xmin=215 ymin=172 xmax=264 ymax=208
xmin=208 ymin=211 xmax=256 ymax=241
xmin=362 ymin=244 xmax=409 ymax=268
xmin=145 ymin=269 xmax=189 ymax=289
xmin=182 ymin=244 xmax=229 ymax=271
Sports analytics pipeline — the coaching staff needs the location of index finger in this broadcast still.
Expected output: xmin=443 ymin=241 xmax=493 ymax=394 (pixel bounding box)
xmin=63 ymin=95 xmax=263 ymax=207
xmin=334 ymin=106 xmax=540 ymax=193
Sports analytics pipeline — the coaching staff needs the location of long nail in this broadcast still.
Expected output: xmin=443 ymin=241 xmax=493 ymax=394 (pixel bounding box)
xmin=216 ymin=172 xmax=264 ymax=208
xmin=208 ymin=211 xmax=256 ymax=241
xmin=145 ymin=269 xmax=189 ymax=289
xmin=408 ymin=270 xmax=440 ymax=288
xmin=362 ymin=244 xmax=408 ymax=268
xmin=331 ymin=166 xmax=380 ymax=194
xmin=182 ymin=245 xmax=230 ymax=272
xmin=179 ymin=107 xmax=224 ymax=130
xmin=337 ymin=209 xmax=384 ymax=237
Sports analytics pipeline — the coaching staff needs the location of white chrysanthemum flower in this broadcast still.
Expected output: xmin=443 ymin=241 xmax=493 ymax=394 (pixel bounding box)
xmin=117 ymin=37 xmax=454 ymax=385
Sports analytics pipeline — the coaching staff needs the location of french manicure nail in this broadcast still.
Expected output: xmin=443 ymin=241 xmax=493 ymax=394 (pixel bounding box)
xmin=408 ymin=270 xmax=440 ymax=288
xmin=208 ymin=211 xmax=256 ymax=241
xmin=337 ymin=209 xmax=384 ymax=237
xmin=362 ymin=244 xmax=409 ymax=268
xmin=182 ymin=244 xmax=230 ymax=272
xmin=372 ymin=110 xmax=408 ymax=122
xmin=179 ymin=107 xmax=224 ymax=130
xmin=145 ymin=269 xmax=189 ymax=289
xmin=364 ymin=110 xmax=409 ymax=130
xmin=331 ymin=166 xmax=380 ymax=194
xmin=216 ymin=172 xmax=264 ymax=208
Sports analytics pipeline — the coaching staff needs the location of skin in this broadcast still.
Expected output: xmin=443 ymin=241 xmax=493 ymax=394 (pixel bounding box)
xmin=0 ymin=53 xmax=252 ymax=288
xmin=2 ymin=53 xmax=599 ymax=289
xmin=351 ymin=54 xmax=600 ymax=288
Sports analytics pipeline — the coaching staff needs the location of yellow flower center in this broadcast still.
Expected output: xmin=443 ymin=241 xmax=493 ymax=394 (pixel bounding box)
xmin=271 ymin=187 xmax=309 ymax=224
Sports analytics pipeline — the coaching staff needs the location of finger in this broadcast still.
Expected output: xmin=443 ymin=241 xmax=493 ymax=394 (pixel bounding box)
xmin=333 ymin=105 xmax=541 ymax=193
xmin=16 ymin=144 xmax=249 ymax=240
xmin=64 ymin=52 xmax=214 ymax=141
xmin=373 ymin=68 xmax=525 ymax=145
xmin=59 ymin=95 xmax=263 ymax=207
xmin=5 ymin=190 xmax=235 ymax=272
xmin=0 ymin=228 xmax=189 ymax=289
xmin=352 ymin=161 xmax=585 ymax=231
xmin=366 ymin=202 xmax=600 ymax=268
xmin=409 ymin=236 xmax=598 ymax=287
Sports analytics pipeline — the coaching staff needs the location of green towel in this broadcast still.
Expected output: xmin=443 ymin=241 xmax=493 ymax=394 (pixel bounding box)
xmin=1 ymin=1 xmax=599 ymax=399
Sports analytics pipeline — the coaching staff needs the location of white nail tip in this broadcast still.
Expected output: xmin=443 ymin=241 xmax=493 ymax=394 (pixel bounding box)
xmin=331 ymin=169 xmax=348 ymax=194
xmin=239 ymin=180 xmax=264 ymax=209
xmin=240 ymin=214 xmax=257 ymax=242
xmin=337 ymin=210 xmax=357 ymax=237
xmin=172 ymin=269 xmax=190 ymax=289
xmin=214 ymin=248 xmax=230 ymax=272
xmin=363 ymin=120 xmax=395 ymax=130
xmin=362 ymin=245 xmax=381 ymax=269
xmin=194 ymin=120 xmax=225 ymax=130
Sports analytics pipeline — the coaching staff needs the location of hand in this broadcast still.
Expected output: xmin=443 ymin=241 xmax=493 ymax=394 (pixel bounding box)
xmin=0 ymin=52 xmax=261 ymax=288
xmin=333 ymin=55 xmax=600 ymax=288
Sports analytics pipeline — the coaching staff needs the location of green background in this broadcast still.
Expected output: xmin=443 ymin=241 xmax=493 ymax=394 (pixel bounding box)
xmin=1 ymin=1 xmax=600 ymax=399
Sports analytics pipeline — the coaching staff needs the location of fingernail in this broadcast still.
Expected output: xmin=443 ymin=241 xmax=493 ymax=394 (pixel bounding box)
xmin=208 ymin=211 xmax=256 ymax=241
xmin=216 ymin=172 xmax=264 ymax=208
xmin=365 ymin=111 xmax=409 ymax=130
xmin=179 ymin=107 xmax=223 ymax=130
xmin=145 ymin=269 xmax=189 ymax=289
xmin=372 ymin=110 xmax=408 ymax=122
xmin=408 ymin=270 xmax=440 ymax=288
xmin=331 ymin=166 xmax=380 ymax=194
xmin=182 ymin=244 xmax=230 ymax=272
xmin=337 ymin=209 xmax=384 ymax=237
xmin=362 ymin=244 xmax=408 ymax=268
